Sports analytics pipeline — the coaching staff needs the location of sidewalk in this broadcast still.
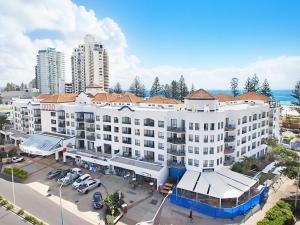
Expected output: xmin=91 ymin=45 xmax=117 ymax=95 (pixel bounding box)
xmin=241 ymin=177 xmax=295 ymax=225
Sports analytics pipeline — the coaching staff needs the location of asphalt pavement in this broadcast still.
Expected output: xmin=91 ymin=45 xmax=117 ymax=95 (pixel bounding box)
xmin=0 ymin=178 xmax=92 ymax=225
xmin=0 ymin=206 xmax=29 ymax=225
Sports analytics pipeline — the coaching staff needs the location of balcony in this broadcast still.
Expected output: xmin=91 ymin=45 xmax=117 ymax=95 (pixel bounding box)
xmin=86 ymin=135 xmax=95 ymax=141
xmin=58 ymin=122 xmax=65 ymax=128
xmin=167 ymin=126 xmax=185 ymax=132
xmin=76 ymin=117 xmax=84 ymax=122
xmin=144 ymin=133 xmax=154 ymax=138
xmin=224 ymin=158 xmax=235 ymax=166
xmin=34 ymin=119 xmax=41 ymax=124
xmin=103 ymin=126 xmax=111 ymax=132
xmin=144 ymin=144 xmax=154 ymax=148
xmin=167 ymin=137 xmax=185 ymax=144
xmin=85 ymin=118 xmax=95 ymax=123
xmin=86 ymin=127 xmax=95 ymax=132
xmin=58 ymin=115 xmax=65 ymax=120
xmin=167 ymin=160 xmax=185 ymax=168
xmin=76 ymin=134 xmax=85 ymax=139
xmin=122 ymin=120 xmax=131 ymax=125
xmin=76 ymin=125 xmax=85 ymax=130
xmin=122 ymin=130 xmax=131 ymax=135
xmin=167 ymin=149 xmax=185 ymax=156
xmin=33 ymin=113 xmax=41 ymax=117
xmin=225 ymin=124 xmax=236 ymax=131
xmin=224 ymin=147 xmax=235 ymax=154
xmin=224 ymin=136 xmax=235 ymax=142
xmin=123 ymin=140 xmax=132 ymax=145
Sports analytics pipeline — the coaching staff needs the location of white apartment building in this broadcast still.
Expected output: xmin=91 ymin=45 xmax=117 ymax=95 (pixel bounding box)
xmin=11 ymin=89 xmax=280 ymax=188
xmin=72 ymin=34 xmax=109 ymax=94
xmin=36 ymin=48 xmax=65 ymax=94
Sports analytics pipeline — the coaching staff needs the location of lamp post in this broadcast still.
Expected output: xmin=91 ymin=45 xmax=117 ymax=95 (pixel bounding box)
xmin=59 ymin=182 xmax=65 ymax=225
xmin=136 ymin=190 xmax=173 ymax=225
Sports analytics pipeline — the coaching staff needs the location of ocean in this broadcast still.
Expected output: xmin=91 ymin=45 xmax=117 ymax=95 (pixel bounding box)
xmin=145 ymin=89 xmax=294 ymax=105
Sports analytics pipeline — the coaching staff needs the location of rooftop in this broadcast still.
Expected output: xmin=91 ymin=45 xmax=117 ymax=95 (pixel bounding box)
xmin=139 ymin=95 xmax=180 ymax=104
xmin=111 ymin=92 xmax=143 ymax=103
xmin=92 ymin=92 xmax=119 ymax=102
xmin=185 ymin=89 xmax=217 ymax=100
xmin=40 ymin=93 xmax=77 ymax=103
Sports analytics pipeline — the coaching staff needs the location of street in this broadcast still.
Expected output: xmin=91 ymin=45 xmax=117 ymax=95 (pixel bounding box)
xmin=0 ymin=178 xmax=92 ymax=225
xmin=0 ymin=206 xmax=29 ymax=225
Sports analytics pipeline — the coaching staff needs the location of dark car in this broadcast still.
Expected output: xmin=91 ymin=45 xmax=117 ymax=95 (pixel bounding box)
xmin=92 ymin=192 xmax=103 ymax=209
xmin=56 ymin=169 xmax=71 ymax=181
xmin=47 ymin=169 xmax=62 ymax=179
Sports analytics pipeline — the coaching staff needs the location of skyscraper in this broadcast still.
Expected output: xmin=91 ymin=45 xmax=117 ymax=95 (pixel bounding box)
xmin=36 ymin=48 xmax=65 ymax=94
xmin=72 ymin=34 xmax=109 ymax=94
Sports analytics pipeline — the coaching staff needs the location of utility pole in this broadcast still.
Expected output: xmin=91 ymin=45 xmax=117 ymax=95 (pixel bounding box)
xmin=59 ymin=183 xmax=65 ymax=225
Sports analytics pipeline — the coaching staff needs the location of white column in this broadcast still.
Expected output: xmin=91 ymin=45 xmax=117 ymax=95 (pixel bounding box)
xmin=55 ymin=151 xmax=59 ymax=162
xmin=63 ymin=153 xmax=67 ymax=165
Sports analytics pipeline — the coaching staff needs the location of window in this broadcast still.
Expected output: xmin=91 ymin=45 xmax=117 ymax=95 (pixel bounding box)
xmin=203 ymin=147 xmax=208 ymax=155
xmin=66 ymin=121 xmax=70 ymax=126
xmin=114 ymin=117 xmax=118 ymax=123
xmin=195 ymin=123 xmax=199 ymax=130
xmin=188 ymin=159 xmax=193 ymax=166
xmin=204 ymin=135 xmax=208 ymax=143
xmin=134 ymin=119 xmax=140 ymax=125
xmin=71 ymin=122 xmax=74 ymax=127
xmin=195 ymin=135 xmax=199 ymax=142
xmin=189 ymin=123 xmax=193 ymax=130
xmin=51 ymin=119 xmax=56 ymax=124
xmin=135 ymin=129 xmax=140 ymax=135
xmin=97 ymin=134 xmax=101 ymax=139
xmin=66 ymin=113 xmax=69 ymax=118
xmin=114 ymin=127 xmax=119 ymax=133
xmin=209 ymin=160 xmax=214 ymax=167
xmin=158 ymin=143 xmax=164 ymax=150
xmin=158 ymin=154 xmax=164 ymax=161
xmin=194 ymin=147 xmax=199 ymax=154
xmin=203 ymin=160 xmax=208 ymax=167
xmin=51 ymin=112 xmax=56 ymax=117
xmin=96 ymin=115 xmax=100 ymax=121
xmin=204 ymin=123 xmax=208 ymax=131
xmin=210 ymin=135 xmax=214 ymax=143
xmin=209 ymin=147 xmax=214 ymax=154
xmin=158 ymin=121 xmax=164 ymax=128
xmin=71 ymin=113 xmax=74 ymax=119
xmin=114 ymin=136 xmax=119 ymax=142
xmin=188 ymin=146 xmax=193 ymax=153
xmin=194 ymin=160 xmax=199 ymax=167
xmin=135 ymin=139 xmax=140 ymax=146
xmin=135 ymin=150 xmax=140 ymax=157
xmin=210 ymin=123 xmax=215 ymax=130
xmin=158 ymin=132 xmax=164 ymax=139
xmin=189 ymin=134 xmax=193 ymax=142
xmin=96 ymin=125 xmax=100 ymax=130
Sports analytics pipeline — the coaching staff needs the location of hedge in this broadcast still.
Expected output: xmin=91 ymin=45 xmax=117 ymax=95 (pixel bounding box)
xmin=257 ymin=200 xmax=294 ymax=225
xmin=3 ymin=167 xmax=28 ymax=179
xmin=25 ymin=214 xmax=45 ymax=225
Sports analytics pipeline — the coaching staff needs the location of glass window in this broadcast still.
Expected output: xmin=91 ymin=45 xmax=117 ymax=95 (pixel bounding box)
xmin=203 ymin=160 xmax=208 ymax=167
xmin=189 ymin=123 xmax=193 ymax=130
xmin=158 ymin=121 xmax=164 ymax=128
xmin=188 ymin=146 xmax=193 ymax=153
xmin=195 ymin=123 xmax=199 ymax=130
xmin=135 ymin=119 xmax=140 ymax=125
xmin=195 ymin=135 xmax=199 ymax=142
xmin=204 ymin=123 xmax=208 ymax=131
xmin=203 ymin=147 xmax=208 ymax=155
xmin=194 ymin=147 xmax=199 ymax=154
xmin=158 ymin=154 xmax=164 ymax=161
xmin=194 ymin=160 xmax=199 ymax=167
xmin=209 ymin=147 xmax=214 ymax=154
xmin=209 ymin=160 xmax=214 ymax=167
xmin=158 ymin=143 xmax=164 ymax=150
xmin=210 ymin=123 xmax=215 ymax=130
xmin=188 ymin=159 xmax=193 ymax=166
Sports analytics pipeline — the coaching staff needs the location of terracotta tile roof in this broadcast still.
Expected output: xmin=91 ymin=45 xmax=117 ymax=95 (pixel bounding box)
xmin=139 ymin=95 xmax=180 ymax=104
xmin=34 ymin=94 xmax=52 ymax=100
xmin=92 ymin=93 xmax=119 ymax=102
xmin=235 ymin=92 xmax=271 ymax=102
xmin=40 ymin=94 xmax=77 ymax=103
xmin=111 ymin=92 xmax=143 ymax=103
xmin=214 ymin=94 xmax=235 ymax=102
xmin=185 ymin=89 xmax=216 ymax=100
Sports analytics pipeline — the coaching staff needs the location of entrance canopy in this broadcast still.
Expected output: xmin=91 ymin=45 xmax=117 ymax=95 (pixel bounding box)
xmin=177 ymin=167 xmax=258 ymax=199
xmin=20 ymin=133 xmax=74 ymax=156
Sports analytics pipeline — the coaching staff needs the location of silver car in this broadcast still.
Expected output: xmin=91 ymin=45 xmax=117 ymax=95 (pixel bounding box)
xmin=77 ymin=179 xmax=101 ymax=194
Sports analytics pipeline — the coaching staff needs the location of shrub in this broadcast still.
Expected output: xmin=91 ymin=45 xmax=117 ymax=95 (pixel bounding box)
xmin=104 ymin=191 xmax=122 ymax=216
xmin=0 ymin=200 xmax=8 ymax=206
xmin=0 ymin=151 xmax=7 ymax=159
xmin=3 ymin=167 xmax=28 ymax=179
xmin=257 ymin=200 xmax=295 ymax=225
xmin=0 ymin=195 xmax=3 ymax=201
xmin=7 ymin=147 xmax=17 ymax=157
xmin=105 ymin=215 xmax=115 ymax=225
xmin=17 ymin=208 xmax=24 ymax=215
xmin=6 ymin=203 xmax=13 ymax=210
xmin=25 ymin=214 xmax=43 ymax=225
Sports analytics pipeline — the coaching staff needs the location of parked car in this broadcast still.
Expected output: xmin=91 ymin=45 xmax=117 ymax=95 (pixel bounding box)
xmin=72 ymin=174 xmax=91 ymax=189
xmin=47 ymin=169 xmax=62 ymax=179
xmin=71 ymin=168 xmax=82 ymax=174
xmin=78 ymin=179 xmax=101 ymax=194
xmin=58 ymin=172 xmax=81 ymax=186
xmin=11 ymin=156 xmax=24 ymax=163
xmin=56 ymin=169 xmax=71 ymax=181
xmin=92 ymin=192 xmax=103 ymax=209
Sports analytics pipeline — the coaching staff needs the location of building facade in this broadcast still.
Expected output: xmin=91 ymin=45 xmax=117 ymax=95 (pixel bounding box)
xmin=72 ymin=34 xmax=109 ymax=94
xmin=36 ymin=48 xmax=65 ymax=94
xmin=65 ymin=83 xmax=73 ymax=93
xmin=11 ymin=90 xmax=280 ymax=187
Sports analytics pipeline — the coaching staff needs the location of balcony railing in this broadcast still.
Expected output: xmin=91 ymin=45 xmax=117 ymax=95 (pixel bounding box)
xmin=58 ymin=116 xmax=65 ymax=120
xmin=167 ymin=137 xmax=185 ymax=144
xmin=85 ymin=118 xmax=95 ymax=123
xmin=144 ymin=144 xmax=154 ymax=148
xmin=225 ymin=125 xmax=236 ymax=131
xmin=224 ymin=158 xmax=235 ymax=166
xmin=34 ymin=120 xmax=41 ymax=124
xmin=58 ymin=123 xmax=65 ymax=128
xmin=167 ymin=160 xmax=185 ymax=168
xmin=76 ymin=117 xmax=84 ymax=122
xmin=167 ymin=149 xmax=185 ymax=156
xmin=76 ymin=126 xmax=85 ymax=130
xmin=224 ymin=136 xmax=235 ymax=142
xmin=224 ymin=147 xmax=235 ymax=154
xmin=76 ymin=134 xmax=85 ymax=139
xmin=122 ymin=120 xmax=131 ymax=125
xmin=86 ymin=135 xmax=95 ymax=141
xmin=86 ymin=127 xmax=95 ymax=132
xmin=144 ymin=122 xmax=154 ymax=127
xmin=144 ymin=133 xmax=154 ymax=138
xmin=167 ymin=126 xmax=185 ymax=132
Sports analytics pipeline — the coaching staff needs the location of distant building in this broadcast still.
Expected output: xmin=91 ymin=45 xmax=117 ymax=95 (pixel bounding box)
xmin=36 ymin=48 xmax=65 ymax=94
xmin=65 ymin=83 xmax=73 ymax=93
xmin=0 ymin=90 xmax=38 ymax=105
xmin=72 ymin=34 xmax=109 ymax=94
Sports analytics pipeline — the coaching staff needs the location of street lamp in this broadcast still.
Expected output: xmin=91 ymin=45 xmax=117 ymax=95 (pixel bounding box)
xmin=59 ymin=182 xmax=65 ymax=225
xmin=136 ymin=190 xmax=173 ymax=225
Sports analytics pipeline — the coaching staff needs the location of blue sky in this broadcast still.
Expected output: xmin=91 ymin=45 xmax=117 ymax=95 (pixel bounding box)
xmin=74 ymin=0 xmax=300 ymax=69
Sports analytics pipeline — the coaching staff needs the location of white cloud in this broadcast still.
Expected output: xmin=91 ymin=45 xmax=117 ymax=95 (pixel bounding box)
xmin=0 ymin=0 xmax=299 ymax=90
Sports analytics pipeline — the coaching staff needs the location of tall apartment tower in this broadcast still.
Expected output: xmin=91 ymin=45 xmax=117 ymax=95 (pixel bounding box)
xmin=36 ymin=48 xmax=65 ymax=94
xmin=71 ymin=34 xmax=109 ymax=94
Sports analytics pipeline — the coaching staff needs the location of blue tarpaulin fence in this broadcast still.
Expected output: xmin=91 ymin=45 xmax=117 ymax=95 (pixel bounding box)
xmin=170 ymin=186 xmax=269 ymax=219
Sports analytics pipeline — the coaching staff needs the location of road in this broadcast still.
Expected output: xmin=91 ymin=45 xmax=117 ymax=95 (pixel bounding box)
xmin=0 ymin=178 xmax=92 ymax=225
xmin=0 ymin=206 xmax=29 ymax=225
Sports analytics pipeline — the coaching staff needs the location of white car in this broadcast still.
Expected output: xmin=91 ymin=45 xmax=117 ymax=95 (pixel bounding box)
xmin=72 ymin=174 xmax=91 ymax=189
xmin=77 ymin=179 xmax=101 ymax=194
xmin=71 ymin=168 xmax=82 ymax=174
xmin=11 ymin=156 xmax=24 ymax=163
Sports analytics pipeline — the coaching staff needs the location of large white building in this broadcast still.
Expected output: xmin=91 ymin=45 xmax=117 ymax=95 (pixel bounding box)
xmin=72 ymin=35 xmax=109 ymax=94
xmin=9 ymin=89 xmax=281 ymax=188
xmin=36 ymin=48 xmax=65 ymax=94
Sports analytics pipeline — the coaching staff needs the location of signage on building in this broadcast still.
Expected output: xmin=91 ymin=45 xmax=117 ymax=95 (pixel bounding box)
xmin=41 ymin=103 xmax=55 ymax=111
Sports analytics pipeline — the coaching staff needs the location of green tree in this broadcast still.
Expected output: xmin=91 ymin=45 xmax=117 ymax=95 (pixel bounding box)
xmin=150 ymin=77 xmax=161 ymax=96
xmin=291 ymin=80 xmax=300 ymax=106
xmin=190 ymin=84 xmax=195 ymax=94
xmin=230 ymin=77 xmax=239 ymax=96
xmin=178 ymin=75 xmax=189 ymax=101
xmin=250 ymin=74 xmax=260 ymax=92
xmin=259 ymin=79 xmax=272 ymax=97
xmin=0 ymin=115 xmax=8 ymax=130
xmin=162 ymin=84 xmax=171 ymax=98
xmin=244 ymin=77 xmax=252 ymax=92
xmin=170 ymin=80 xmax=179 ymax=99
xmin=113 ymin=82 xmax=123 ymax=94
xmin=129 ymin=76 xmax=145 ymax=97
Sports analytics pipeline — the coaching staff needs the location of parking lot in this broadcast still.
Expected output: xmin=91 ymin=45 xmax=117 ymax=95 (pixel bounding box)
xmin=9 ymin=155 xmax=159 ymax=224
